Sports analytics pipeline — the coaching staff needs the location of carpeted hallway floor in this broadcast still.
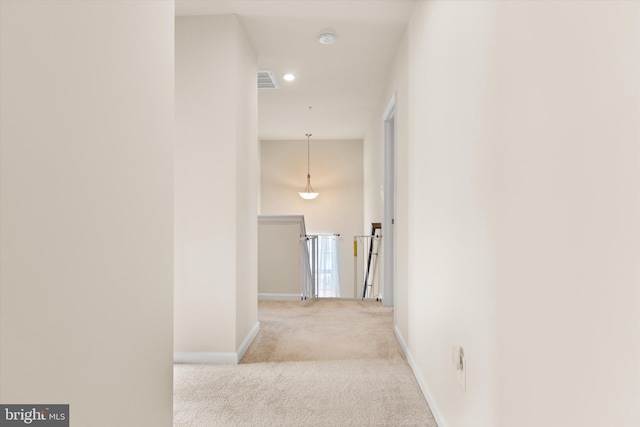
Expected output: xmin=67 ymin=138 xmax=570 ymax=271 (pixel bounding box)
xmin=174 ymin=299 xmax=437 ymax=426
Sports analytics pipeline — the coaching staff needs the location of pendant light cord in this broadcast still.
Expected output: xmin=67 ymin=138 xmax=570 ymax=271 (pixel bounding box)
xmin=305 ymin=133 xmax=312 ymax=177
xmin=299 ymin=132 xmax=318 ymax=198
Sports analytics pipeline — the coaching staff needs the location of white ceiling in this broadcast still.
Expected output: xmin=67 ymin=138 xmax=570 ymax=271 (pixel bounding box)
xmin=176 ymin=0 xmax=416 ymax=140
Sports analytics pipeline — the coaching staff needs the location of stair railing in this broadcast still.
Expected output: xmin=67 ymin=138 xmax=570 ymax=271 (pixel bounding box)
xmin=301 ymin=235 xmax=317 ymax=300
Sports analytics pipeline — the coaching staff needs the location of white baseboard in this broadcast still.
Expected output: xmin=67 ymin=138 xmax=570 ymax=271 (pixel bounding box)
xmin=174 ymin=351 xmax=237 ymax=364
xmin=394 ymin=325 xmax=448 ymax=427
xmin=237 ymin=321 xmax=260 ymax=362
xmin=174 ymin=321 xmax=261 ymax=365
xmin=258 ymin=293 xmax=301 ymax=301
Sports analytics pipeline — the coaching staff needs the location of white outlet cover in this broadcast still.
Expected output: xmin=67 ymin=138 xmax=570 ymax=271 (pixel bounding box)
xmin=452 ymin=346 xmax=461 ymax=368
xmin=456 ymin=354 xmax=466 ymax=390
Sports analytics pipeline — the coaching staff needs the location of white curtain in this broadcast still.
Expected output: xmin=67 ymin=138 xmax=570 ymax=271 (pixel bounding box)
xmin=315 ymin=235 xmax=340 ymax=298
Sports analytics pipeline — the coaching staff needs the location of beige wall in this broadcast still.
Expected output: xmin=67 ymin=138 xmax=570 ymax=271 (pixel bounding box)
xmin=261 ymin=139 xmax=363 ymax=298
xmin=0 ymin=1 xmax=175 ymax=426
xmin=233 ymin=16 xmax=260 ymax=355
xmin=490 ymin=2 xmax=639 ymax=426
xmin=379 ymin=1 xmax=640 ymax=426
xmin=258 ymin=221 xmax=302 ymax=296
xmin=404 ymin=2 xmax=498 ymax=425
xmin=175 ymin=15 xmax=258 ymax=360
xmin=364 ymin=28 xmax=410 ymax=332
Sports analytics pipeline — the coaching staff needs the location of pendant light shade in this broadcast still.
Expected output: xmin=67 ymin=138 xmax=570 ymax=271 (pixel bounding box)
xmin=299 ymin=133 xmax=319 ymax=200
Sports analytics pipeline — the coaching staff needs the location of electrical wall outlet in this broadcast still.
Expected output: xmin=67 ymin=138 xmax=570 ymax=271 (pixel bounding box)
xmin=452 ymin=346 xmax=466 ymax=390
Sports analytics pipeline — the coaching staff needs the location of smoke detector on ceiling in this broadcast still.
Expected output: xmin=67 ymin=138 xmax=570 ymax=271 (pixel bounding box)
xmin=318 ymin=32 xmax=336 ymax=45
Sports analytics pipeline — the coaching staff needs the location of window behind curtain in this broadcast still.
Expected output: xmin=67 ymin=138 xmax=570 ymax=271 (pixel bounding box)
xmin=316 ymin=235 xmax=340 ymax=298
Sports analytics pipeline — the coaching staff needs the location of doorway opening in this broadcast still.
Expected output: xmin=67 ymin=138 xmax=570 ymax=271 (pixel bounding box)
xmin=382 ymin=94 xmax=396 ymax=308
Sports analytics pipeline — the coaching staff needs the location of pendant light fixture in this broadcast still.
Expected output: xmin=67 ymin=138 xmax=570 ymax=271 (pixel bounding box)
xmin=299 ymin=133 xmax=319 ymax=200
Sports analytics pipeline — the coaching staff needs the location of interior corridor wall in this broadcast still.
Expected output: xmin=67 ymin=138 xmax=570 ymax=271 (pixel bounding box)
xmin=175 ymin=15 xmax=258 ymax=360
xmin=363 ymin=29 xmax=409 ymax=337
xmin=399 ymin=1 xmax=640 ymax=427
xmin=233 ymin=16 xmax=260 ymax=355
xmin=489 ymin=2 xmax=640 ymax=426
xmin=0 ymin=1 xmax=174 ymax=426
xmin=404 ymin=2 xmax=498 ymax=426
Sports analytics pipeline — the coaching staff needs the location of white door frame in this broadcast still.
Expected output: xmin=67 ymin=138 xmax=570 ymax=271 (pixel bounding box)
xmin=382 ymin=94 xmax=396 ymax=307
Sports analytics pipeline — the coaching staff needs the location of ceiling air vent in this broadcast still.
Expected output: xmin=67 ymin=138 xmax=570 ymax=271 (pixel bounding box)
xmin=258 ymin=69 xmax=279 ymax=89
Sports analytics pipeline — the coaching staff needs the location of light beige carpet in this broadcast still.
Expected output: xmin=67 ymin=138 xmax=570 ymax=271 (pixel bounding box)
xmin=174 ymin=300 xmax=437 ymax=426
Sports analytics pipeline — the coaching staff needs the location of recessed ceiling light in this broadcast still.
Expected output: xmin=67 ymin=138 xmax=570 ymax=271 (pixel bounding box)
xmin=319 ymin=32 xmax=336 ymax=45
xmin=283 ymin=73 xmax=296 ymax=82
